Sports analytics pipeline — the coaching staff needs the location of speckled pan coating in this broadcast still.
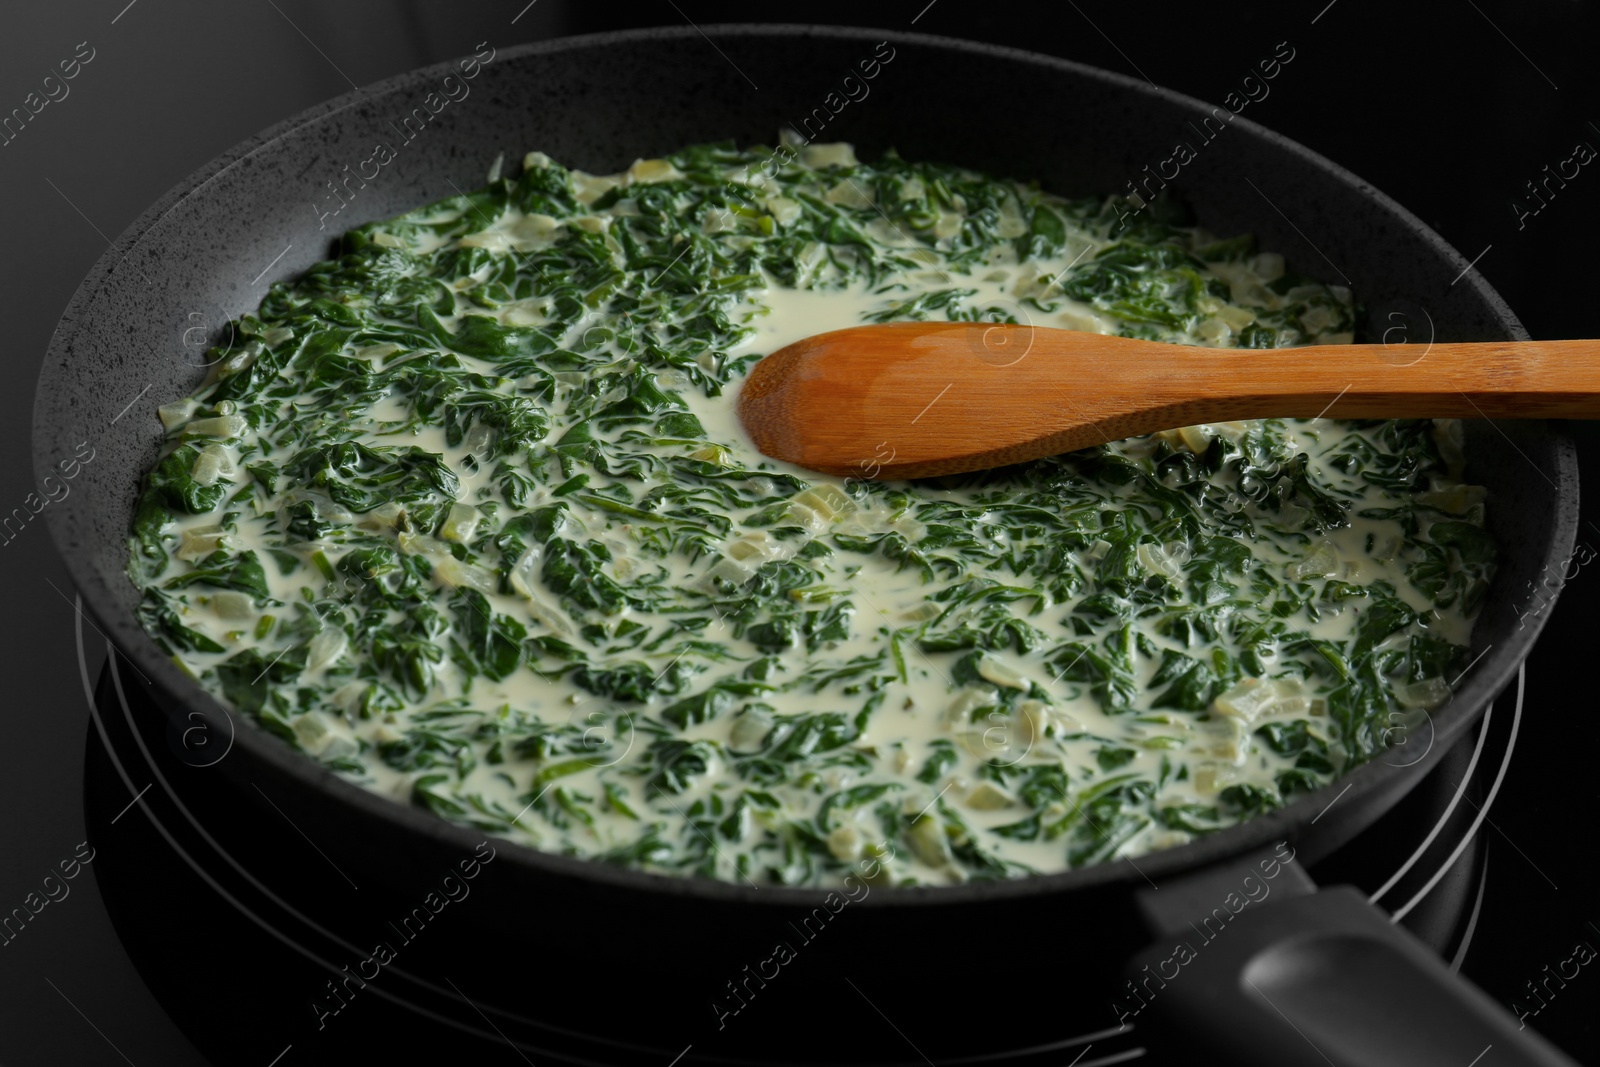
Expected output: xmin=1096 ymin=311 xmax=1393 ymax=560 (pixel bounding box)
xmin=31 ymin=24 xmax=1577 ymax=1047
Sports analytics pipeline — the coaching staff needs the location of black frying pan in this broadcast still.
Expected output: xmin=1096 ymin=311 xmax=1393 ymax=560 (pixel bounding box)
xmin=35 ymin=25 xmax=1581 ymax=1066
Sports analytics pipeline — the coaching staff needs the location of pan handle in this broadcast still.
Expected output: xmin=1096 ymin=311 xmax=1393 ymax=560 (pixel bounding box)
xmin=1120 ymin=848 xmax=1576 ymax=1066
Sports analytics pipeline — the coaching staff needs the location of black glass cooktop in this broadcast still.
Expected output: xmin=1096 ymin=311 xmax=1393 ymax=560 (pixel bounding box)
xmin=4 ymin=3 xmax=1599 ymax=1064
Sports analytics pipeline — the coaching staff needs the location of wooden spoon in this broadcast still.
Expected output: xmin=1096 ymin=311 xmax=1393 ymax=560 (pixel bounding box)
xmin=736 ymin=322 xmax=1595 ymax=480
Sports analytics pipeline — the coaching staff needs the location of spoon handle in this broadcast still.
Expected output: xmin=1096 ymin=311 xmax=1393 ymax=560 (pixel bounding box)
xmin=1144 ymin=337 xmax=1600 ymax=422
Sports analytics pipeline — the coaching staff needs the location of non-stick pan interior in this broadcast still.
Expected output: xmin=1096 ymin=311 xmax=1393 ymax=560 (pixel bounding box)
xmin=37 ymin=24 xmax=1576 ymax=901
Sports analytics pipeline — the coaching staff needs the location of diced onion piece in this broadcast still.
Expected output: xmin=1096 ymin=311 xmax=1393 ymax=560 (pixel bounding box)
xmin=1155 ymin=426 xmax=1218 ymax=457
xmin=726 ymin=533 xmax=777 ymax=562
xmin=728 ymin=709 xmax=773 ymax=753
xmin=1275 ymin=502 xmax=1310 ymax=531
xmin=1017 ymin=700 xmax=1079 ymax=746
xmin=958 ymin=729 xmax=1006 ymax=759
xmin=503 ymin=301 xmax=547 ymax=327
xmin=440 ymin=503 xmax=481 ymax=544
xmin=158 ymin=400 xmax=198 ymax=430
xmin=826 ymin=824 xmax=862 ymax=862
xmin=280 ymin=493 xmax=351 ymax=530
xmin=881 ymin=514 xmax=923 ymax=542
xmin=1082 ymin=538 xmax=1112 ymax=562
xmin=461 ymin=422 xmax=495 ymax=459
xmin=571 ymin=171 xmax=620 ymax=204
xmin=1212 ymin=678 xmax=1280 ymax=724
xmin=1273 ymin=694 xmax=1314 ymax=718
xmin=1246 ymin=678 xmax=1321 ymax=727
xmin=307 ymin=627 xmax=349 ymax=671
xmin=1251 ymin=252 xmax=1285 ymax=282
xmin=190 ymin=443 xmax=233 ymax=486
xmin=397 ymin=532 xmax=450 ymax=557
xmin=1137 ymin=542 xmax=1183 ymax=579
xmin=1285 ymin=541 xmax=1339 ymax=581
xmin=906 ymin=814 xmax=952 ymax=867
xmin=457 ymin=230 xmax=513 ymax=252
xmin=202 ymin=343 xmax=260 ymax=388
xmin=356 ymin=501 xmax=405 ymax=531
xmin=210 ymin=591 xmax=254 ymax=620
xmin=729 ymin=531 xmax=799 ymax=571
xmin=825 ymin=181 xmax=873 ymax=209
xmin=1194 ymin=762 xmax=1240 ymax=795
xmin=521 ymin=591 xmax=576 ymax=637
xmin=975 ymin=655 xmax=1030 ymax=691
xmin=1208 ymin=725 xmax=1248 ymax=763
xmin=995 ymin=205 xmax=1028 ymax=239
xmin=354 ymin=342 xmax=402 ymax=361
xmin=570 ymin=215 xmax=610 ymax=234
xmin=434 ymin=556 xmax=497 ymax=593
xmin=703 ymin=556 xmax=759 ymax=588
xmin=932 ymin=211 xmax=963 ymax=240
xmin=1275 ymin=676 xmax=1308 ymax=697
xmin=176 ymin=525 xmax=229 ymax=561
xmin=785 ymin=503 xmax=829 ymax=535
xmin=1195 ymin=319 xmax=1231 ymax=346
xmin=794 ymin=241 xmax=827 ymax=285
xmin=1396 ymin=676 xmax=1451 ymax=710
xmin=508 ymin=547 xmax=542 ymax=598
xmin=626 ymin=158 xmax=683 ymax=184
xmin=793 ymin=485 xmax=855 ymax=521
xmin=1370 ymin=534 xmax=1400 ymax=563
xmin=1433 ymin=420 xmax=1466 ymax=477
xmin=1147 ymin=829 xmax=1192 ymax=851
xmin=1177 ymin=425 xmax=1212 ymax=454
xmin=801 ymin=143 xmax=858 ymax=169
xmin=688 ymin=444 xmax=732 ymax=466
xmin=262 ymin=326 xmax=294 ymax=347
xmin=322 ymin=499 xmax=354 ymax=525
xmin=188 ymin=414 xmax=248 ymax=438
xmin=292 ymin=711 xmax=358 ymax=759
xmin=204 ymin=442 xmax=234 ymax=468
xmin=945 ymin=687 xmax=997 ymax=725
xmin=1300 ymin=305 xmax=1337 ymax=334
xmin=965 ymin=782 xmax=1014 ymax=810
xmin=765 ymin=196 xmax=802 ymax=227
xmin=1216 ymin=304 xmax=1257 ymax=329
xmin=330 ymin=682 xmax=366 ymax=715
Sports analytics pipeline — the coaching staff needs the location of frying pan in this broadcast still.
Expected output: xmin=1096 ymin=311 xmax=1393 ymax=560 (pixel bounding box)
xmin=34 ymin=24 xmax=1581 ymax=1066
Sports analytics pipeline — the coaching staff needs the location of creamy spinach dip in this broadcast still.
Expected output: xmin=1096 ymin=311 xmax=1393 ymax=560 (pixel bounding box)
xmin=129 ymin=139 xmax=1494 ymax=887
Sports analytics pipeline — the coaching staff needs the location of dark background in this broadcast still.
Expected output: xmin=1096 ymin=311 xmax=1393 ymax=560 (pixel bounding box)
xmin=3 ymin=1 xmax=1598 ymax=1063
